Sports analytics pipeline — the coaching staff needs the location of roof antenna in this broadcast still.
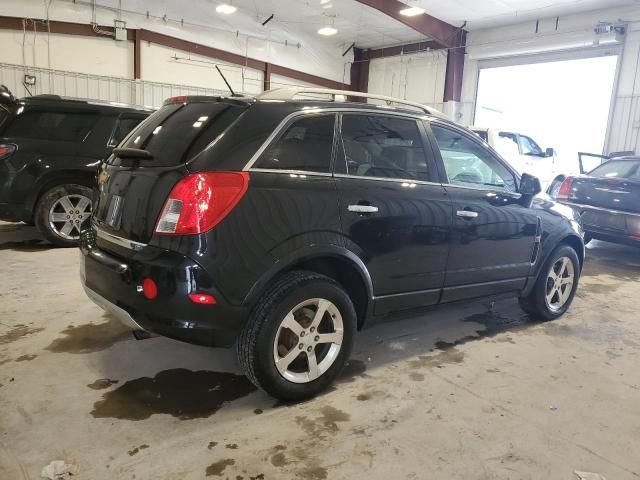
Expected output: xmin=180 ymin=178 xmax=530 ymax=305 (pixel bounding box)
xmin=215 ymin=65 xmax=237 ymax=96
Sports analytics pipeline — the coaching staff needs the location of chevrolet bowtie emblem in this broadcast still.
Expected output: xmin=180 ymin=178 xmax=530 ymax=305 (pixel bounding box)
xmin=98 ymin=168 xmax=110 ymax=185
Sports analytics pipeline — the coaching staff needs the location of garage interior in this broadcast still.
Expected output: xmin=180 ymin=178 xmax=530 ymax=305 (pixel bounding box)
xmin=1 ymin=1 xmax=640 ymax=479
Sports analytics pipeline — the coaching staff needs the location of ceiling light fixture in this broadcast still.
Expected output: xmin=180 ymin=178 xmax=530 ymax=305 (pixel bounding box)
xmin=318 ymin=13 xmax=337 ymax=36
xmin=216 ymin=3 xmax=237 ymax=14
xmin=318 ymin=25 xmax=338 ymax=36
xmin=399 ymin=5 xmax=425 ymax=16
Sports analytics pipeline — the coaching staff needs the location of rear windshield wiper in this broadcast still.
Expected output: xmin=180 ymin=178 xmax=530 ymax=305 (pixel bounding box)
xmin=112 ymin=147 xmax=153 ymax=160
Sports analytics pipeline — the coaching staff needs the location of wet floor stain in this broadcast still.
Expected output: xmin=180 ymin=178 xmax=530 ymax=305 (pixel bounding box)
xmin=0 ymin=359 xmax=10 ymax=367
xmin=299 ymin=466 xmax=328 ymax=480
xmin=270 ymin=445 xmax=289 ymax=467
xmin=91 ymin=369 xmax=256 ymax=420
xmin=0 ymin=325 xmax=44 ymax=345
xmin=45 ymin=317 xmax=130 ymax=354
xmin=0 ymin=239 xmax=51 ymax=251
xmin=208 ymin=441 xmax=218 ymax=450
xmin=409 ymin=372 xmax=425 ymax=381
xmin=253 ymin=408 xmax=263 ymax=415
xmin=409 ymin=347 xmax=465 ymax=370
xmin=544 ymin=322 xmax=627 ymax=344
xmin=296 ymin=406 xmax=350 ymax=438
xmin=206 ymin=458 xmax=235 ymax=477
xmin=14 ymin=354 xmax=37 ymax=362
xmin=127 ymin=444 xmax=149 ymax=456
xmin=87 ymin=378 xmax=119 ymax=390
xmin=356 ymin=392 xmax=371 ymax=401
xmin=225 ymin=443 xmax=238 ymax=450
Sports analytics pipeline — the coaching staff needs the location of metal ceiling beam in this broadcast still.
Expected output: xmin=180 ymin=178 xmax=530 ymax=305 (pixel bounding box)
xmin=360 ymin=40 xmax=443 ymax=61
xmin=353 ymin=0 xmax=463 ymax=49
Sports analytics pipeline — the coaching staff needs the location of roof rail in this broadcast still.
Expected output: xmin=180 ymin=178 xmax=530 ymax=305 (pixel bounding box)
xmin=256 ymin=87 xmax=444 ymax=117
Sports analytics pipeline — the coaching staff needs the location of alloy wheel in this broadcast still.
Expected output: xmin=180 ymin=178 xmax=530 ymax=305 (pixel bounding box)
xmin=545 ymin=256 xmax=575 ymax=312
xmin=272 ymin=298 xmax=344 ymax=384
xmin=48 ymin=194 xmax=92 ymax=240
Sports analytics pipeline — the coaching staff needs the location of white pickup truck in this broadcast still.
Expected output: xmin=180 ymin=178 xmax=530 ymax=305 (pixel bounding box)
xmin=469 ymin=127 xmax=560 ymax=187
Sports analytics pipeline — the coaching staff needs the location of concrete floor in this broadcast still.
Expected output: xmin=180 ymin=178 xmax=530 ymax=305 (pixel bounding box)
xmin=0 ymin=221 xmax=639 ymax=480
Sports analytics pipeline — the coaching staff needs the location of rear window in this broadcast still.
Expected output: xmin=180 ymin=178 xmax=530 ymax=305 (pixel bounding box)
xmin=4 ymin=110 xmax=98 ymax=142
xmin=107 ymin=115 xmax=146 ymax=147
xmin=111 ymin=101 xmax=247 ymax=167
xmin=590 ymin=159 xmax=640 ymax=180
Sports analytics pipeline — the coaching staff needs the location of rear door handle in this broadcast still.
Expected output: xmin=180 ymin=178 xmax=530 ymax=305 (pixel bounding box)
xmin=348 ymin=204 xmax=379 ymax=214
xmin=456 ymin=210 xmax=478 ymax=219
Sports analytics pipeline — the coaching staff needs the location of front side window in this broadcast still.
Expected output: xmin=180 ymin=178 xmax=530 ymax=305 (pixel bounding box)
xmin=432 ymin=124 xmax=516 ymax=192
xmin=4 ymin=110 xmax=98 ymax=142
xmin=338 ymin=114 xmax=429 ymax=181
xmin=254 ymin=114 xmax=335 ymax=173
xmin=519 ymin=135 xmax=544 ymax=156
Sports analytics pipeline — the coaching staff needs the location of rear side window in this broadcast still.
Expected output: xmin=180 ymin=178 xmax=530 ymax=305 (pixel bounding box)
xmin=114 ymin=102 xmax=247 ymax=167
xmin=254 ymin=114 xmax=335 ymax=173
xmin=338 ymin=114 xmax=429 ymax=181
xmin=108 ymin=115 xmax=146 ymax=147
xmin=4 ymin=110 xmax=98 ymax=142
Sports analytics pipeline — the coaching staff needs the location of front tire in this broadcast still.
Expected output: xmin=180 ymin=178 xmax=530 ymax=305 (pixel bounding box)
xmin=519 ymin=245 xmax=580 ymax=321
xmin=237 ymin=271 xmax=356 ymax=401
xmin=34 ymin=184 xmax=92 ymax=247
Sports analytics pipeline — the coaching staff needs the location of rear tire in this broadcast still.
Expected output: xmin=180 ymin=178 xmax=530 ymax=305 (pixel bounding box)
xmin=34 ymin=184 xmax=92 ymax=247
xmin=237 ymin=270 xmax=356 ymax=401
xmin=519 ymin=245 xmax=580 ymax=321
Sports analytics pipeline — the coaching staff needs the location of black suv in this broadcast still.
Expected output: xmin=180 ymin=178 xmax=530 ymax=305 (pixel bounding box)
xmin=80 ymin=89 xmax=584 ymax=400
xmin=0 ymin=90 xmax=150 ymax=246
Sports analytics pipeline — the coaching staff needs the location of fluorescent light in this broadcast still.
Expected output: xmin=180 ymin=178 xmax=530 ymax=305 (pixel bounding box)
xmin=399 ymin=6 xmax=425 ymax=16
xmin=216 ymin=3 xmax=237 ymax=14
xmin=317 ymin=26 xmax=338 ymax=36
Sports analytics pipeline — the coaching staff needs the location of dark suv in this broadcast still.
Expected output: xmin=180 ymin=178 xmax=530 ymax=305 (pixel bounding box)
xmin=80 ymin=89 xmax=584 ymax=400
xmin=0 ymin=91 xmax=150 ymax=246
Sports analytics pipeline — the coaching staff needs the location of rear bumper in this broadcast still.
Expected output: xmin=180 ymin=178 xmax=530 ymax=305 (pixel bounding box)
xmin=79 ymin=229 xmax=248 ymax=347
xmin=561 ymin=201 xmax=640 ymax=246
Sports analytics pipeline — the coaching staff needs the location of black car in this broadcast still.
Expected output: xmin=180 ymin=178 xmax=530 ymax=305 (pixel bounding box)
xmin=80 ymin=89 xmax=584 ymax=400
xmin=551 ymin=157 xmax=640 ymax=247
xmin=0 ymin=92 xmax=151 ymax=246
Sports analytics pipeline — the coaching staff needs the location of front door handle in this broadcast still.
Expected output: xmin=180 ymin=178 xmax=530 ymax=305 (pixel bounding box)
xmin=348 ymin=204 xmax=379 ymax=214
xmin=456 ymin=210 xmax=478 ymax=219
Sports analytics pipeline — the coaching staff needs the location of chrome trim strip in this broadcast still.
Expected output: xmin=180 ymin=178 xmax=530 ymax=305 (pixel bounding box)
xmin=249 ymin=168 xmax=332 ymax=177
xmin=333 ymin=173 xmax=442 ymax=187
xmin=443 ymin=182 xmax=522 ymax=196
xmin=561 ymin=201 xmax=640 ymax=218
xmin=242 ymin=108 xmax=429 ymax=171
xmin=96 ymin=228 xmax=147 ymax=251
xmin=83 ymin=285 xmax=147 ymax=332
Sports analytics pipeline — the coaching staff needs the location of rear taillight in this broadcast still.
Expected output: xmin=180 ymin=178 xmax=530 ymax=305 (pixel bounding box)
xmin=556 ymin=176 xmax=574 ymax=200
xmin=155 ymin=171 xmax=249 ymax=235
xmin=0 ymin=144 xmax=16 ymax=160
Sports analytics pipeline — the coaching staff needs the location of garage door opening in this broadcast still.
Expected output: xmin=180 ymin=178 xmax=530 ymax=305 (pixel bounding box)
xmin=474 ymin=54 xmax=619 ymax=174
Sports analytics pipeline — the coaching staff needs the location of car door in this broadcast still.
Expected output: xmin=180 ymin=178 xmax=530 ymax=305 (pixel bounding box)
xmin=428 ymin=122 xmax=538 ymax=303
xmin=334 ymin=112 xmax=452 ymax=315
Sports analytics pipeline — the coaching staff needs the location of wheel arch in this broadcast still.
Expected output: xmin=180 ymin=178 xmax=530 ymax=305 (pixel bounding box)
xmin=28 ymin=170 xmax=97 ymax=219
xmin=244 ymin=245 xmax=374 ymax=330
xmin=559 ymin=233 xmax=585 ymax=269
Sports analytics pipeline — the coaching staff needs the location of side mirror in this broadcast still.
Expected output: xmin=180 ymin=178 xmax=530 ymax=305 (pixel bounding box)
xmin=545 ymin=147 xmax=556 ymax=157
xmin=520 ymin=173 xmax=542 ymax=197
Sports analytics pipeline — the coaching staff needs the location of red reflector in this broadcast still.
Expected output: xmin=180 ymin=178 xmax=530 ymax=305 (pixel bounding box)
xmin=0 ymin=144 xmax=16 ymax=160
xmin=155 ymin=172 xmax=249 ymax=235
xmin=557 ymin=176 xmax=574 ymax=200
xmin=188 ymin=293 xmax=217 ymax=305
xmin=141 ymin=278 xmax=158 ymax=300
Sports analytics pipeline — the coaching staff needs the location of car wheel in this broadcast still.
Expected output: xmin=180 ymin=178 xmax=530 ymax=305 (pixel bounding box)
xmin=519 ymin=245 xmax=580 ymax=321
xmin=237 ymin=270 xmax=356 ymax=401
xmin=34 ymin=184 xmax=92 ymax=247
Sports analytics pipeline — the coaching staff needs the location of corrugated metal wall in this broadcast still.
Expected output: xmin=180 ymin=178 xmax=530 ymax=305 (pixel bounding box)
xmin=0 ymin=62 xmax=235 ymax=108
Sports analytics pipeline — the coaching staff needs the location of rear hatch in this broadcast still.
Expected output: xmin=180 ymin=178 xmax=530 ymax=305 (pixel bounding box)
xmin=569 ymin=160 xmax=640 ymax=214
xmin=92 ymin=97 xmax=249 ymax=243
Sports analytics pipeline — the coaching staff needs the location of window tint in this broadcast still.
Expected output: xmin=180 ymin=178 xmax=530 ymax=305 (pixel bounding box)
xmin=115 ymin=102 xmax=247 ymax=167
xmin=432 ymin=125 xmax=516 ymax=192
xmin=255 ymin=114 xmax=335 ymax=173
xmin=339 ymin=114 xmax=429 ymax=180
xmin=108 ymin=116 xmax=145 ymax=147
xmin=590 ymin=159 xmax=640 ymax=179
xmin=4 ymin=110 xmax=98 ymax=142
xmin=519 ymin=135 xmax=543 ymax=156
